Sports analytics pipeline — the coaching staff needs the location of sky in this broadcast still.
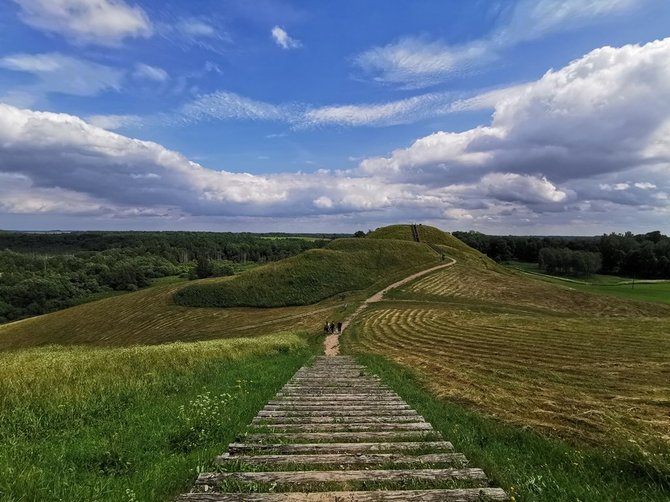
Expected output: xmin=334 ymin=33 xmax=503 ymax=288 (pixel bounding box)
xmin=1 ymin=0 xmax=670 ymax=234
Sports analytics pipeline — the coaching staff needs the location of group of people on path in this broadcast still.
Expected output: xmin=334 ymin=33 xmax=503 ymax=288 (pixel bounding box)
xmin=324 ymin=321 xmax=343 ymax=334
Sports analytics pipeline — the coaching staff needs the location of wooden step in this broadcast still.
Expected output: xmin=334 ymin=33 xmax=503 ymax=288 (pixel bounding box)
xmin=227 ymin=441 xmax=454 ymax=455
xmin=251 ymin=422 xmax=433 ymax=432
xmin=257 ymin=409 xmax=420 ymax=417
xmin=215 ymin=452 xmax=467 ymax=467
xmin=269 ymin=396 xmax=405 ymax=402
xmin=275 ymin=393 xmax=397 ymax=399
xmin=263 ymin=404 xmax=412 ymax=411
xmin=252 ymin=415 xmax=424 ymax=424
xmin=177 ymin=488 xmax=508 ymax=501
xmin=245 ymin=431 xmax=440 ymax=442
xmin=196 ymin=468 xmax=488 ymax=486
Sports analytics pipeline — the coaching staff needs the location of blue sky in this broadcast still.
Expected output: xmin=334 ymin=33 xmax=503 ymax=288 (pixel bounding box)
xmin=1 ymin=0 xmax=670 ymax=233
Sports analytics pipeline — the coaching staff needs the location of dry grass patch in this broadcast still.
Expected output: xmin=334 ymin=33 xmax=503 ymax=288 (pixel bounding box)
xmin=0 ymin=280 xmax=341 ymax=351
xmin=396 ymin=261 xmax=670 ymax=317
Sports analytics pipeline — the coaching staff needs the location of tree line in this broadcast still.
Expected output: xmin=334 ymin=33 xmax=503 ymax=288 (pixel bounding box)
xmin=453 ymin=230 xmax=670 ymax=278
xmin=0 ymin=231 xmax=329 ymax=323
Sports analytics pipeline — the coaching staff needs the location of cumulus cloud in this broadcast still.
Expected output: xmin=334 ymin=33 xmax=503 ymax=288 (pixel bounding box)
xmin=271 ymin=26 xmax=301 ymax=49
xmin=354 ymin=0 xmax=641 ymax=88
xmin=13 ymin=0 xmax=152 ymax=46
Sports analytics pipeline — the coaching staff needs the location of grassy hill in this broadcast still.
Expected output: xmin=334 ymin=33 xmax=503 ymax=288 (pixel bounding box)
xmin=173 ymin=235 xmax=441 ymax=308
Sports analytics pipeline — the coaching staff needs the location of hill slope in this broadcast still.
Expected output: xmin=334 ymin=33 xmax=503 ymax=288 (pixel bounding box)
xmin=174 ymin=235 xmax=443 ymax=308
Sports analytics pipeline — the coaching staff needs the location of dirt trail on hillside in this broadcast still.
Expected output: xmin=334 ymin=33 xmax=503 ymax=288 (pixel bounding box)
xmin=324 ymin=258 xmax=456 ymax=356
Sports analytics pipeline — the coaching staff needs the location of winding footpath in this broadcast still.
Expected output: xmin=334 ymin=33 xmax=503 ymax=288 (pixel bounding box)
xmin=177 ymin=258 xmax=509 ymax=501
xmin=325 ymin=258 xmax=456 ymax=356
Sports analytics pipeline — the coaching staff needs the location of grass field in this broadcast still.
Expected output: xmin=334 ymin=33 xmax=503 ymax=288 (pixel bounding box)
xmin=355 ymin=353 xmax=670 ymax=501
xmin=0 ymin=332 xmax=316 ymax=501
xmin=343 ymin=227 xmax=670 ymax=498
xmin=509 ymin=261 xmax=670 ymax=305
xmin=0 ymin=276 xmax=344 ymax=351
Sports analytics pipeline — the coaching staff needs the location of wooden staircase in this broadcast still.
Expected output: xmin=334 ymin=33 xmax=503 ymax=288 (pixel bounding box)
xmin=410 ymin=224 xmax=421 ymax=243
xmin=177 ymin=356 xmax=507 ymax=501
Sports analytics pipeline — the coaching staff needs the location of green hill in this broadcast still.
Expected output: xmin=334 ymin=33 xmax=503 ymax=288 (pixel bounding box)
xmin=174 ymin=234 xmax=444 ymax=308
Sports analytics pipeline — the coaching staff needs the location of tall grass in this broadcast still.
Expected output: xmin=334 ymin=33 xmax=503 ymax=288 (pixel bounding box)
xmin=0 ymin=332 xmax=316 ymax=501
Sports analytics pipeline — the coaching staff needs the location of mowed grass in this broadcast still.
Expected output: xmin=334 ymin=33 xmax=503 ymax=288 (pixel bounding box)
xmin=174 ymin=238 xmax=439 ymax=308
xmin=509 ymin=261 xmax=670 ymax=305
xmin=344 ymin=235 xmax=670 ymax=498
xmin=0 ymin=277 xmax=342 ymax=351
xmin=354 ymin=352 xmax=670 ymax=501
xmin=0 ymin=332 xmax=316 ymax=501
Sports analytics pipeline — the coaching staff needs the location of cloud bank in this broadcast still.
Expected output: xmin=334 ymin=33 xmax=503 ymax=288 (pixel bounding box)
xmin=1 ymin=38 xmax=669 ymax=232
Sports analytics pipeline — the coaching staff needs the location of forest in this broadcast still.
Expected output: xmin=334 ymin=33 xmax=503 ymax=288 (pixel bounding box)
xmin=0 ymin=231 xmax=331 ymax=323
xmin=454 ymin=230 xmax=670 ymax=278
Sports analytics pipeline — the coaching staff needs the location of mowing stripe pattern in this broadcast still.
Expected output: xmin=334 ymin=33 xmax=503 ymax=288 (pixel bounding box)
xmin=176 ymin=356 xmax=507 ymax=501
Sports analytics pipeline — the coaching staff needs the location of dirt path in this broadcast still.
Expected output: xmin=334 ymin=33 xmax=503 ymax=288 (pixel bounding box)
xmin=324 ymin=258 xmax=456 ymax=356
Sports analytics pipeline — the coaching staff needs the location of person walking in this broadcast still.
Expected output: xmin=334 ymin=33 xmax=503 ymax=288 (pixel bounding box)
xmin=336 ymin=321 xmax=343 ymax=333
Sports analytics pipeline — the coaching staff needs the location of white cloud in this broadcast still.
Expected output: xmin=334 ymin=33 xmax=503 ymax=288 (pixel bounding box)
xmin=303 ymin=93 xmax=453 ymax=127
xmin=354 ymin=0 xmax=642 ymax=88
xmin=13 ymin=0 xmax=152 ymax=46
xmin=354 ymin=38 xmax=490 ymax=89
xmin=0 ymin=53 xmax=124 ymax=103
xmin=86 ymin=114 xmax=142 ymax=130
xmin=133 ymin=63 xmax=168 ymax=82
xmin=1 ymin=38 xmax=669 ymax=233
xmin=176 ymin=19 xmax=217 ymax=37
xmin=635 ymin=182 xmax=657 ymax=190
xmin=176 ymin=90 xmax=294 ymax=124
xmin=271 ymin=26 xmax=301 ymax=49
xmin=482 ymin=173 xmax=567 ymax=203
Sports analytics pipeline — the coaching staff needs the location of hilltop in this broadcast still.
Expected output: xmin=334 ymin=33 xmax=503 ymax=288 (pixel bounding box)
xmin=173 ymin=226 xmax=460 ymax=308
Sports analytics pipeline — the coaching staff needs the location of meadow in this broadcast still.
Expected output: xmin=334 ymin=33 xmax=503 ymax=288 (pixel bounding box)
xmin=3 ymin=224 xmax=669 ymax=500
xmin=343 ymin=227 xmax=670 ymax=499
xmin=0 ymin=332 xmax=317 ymax=501
xmin=509 ymin=260 xmax=670 ymax=305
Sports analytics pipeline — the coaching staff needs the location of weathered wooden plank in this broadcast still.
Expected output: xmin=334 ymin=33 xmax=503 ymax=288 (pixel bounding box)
xmin=252 ymin=415 xmax=423 ymax=424
xmin=263 ymin=401 xmax=412 ymax=411
xmin=196 ymin=468 xmax=487 ymax=485
xmin=269 ymin=396 xmax=405 ymax=402
xmin=245 ymin=430 xmax=439 ymax=442
xmin=256 ymin=409 xmax=420 ymax=417
xmin=251 ymin=422 xmax=433 ymax=432
xmin=215 ymin=452 xmax=467 ymax=466
xmin=275 ymin=393 xmax=398 ymax=399
xmin=226 ymin=441 xmax=454 ymax=455
xmin=177 ymin=488 xmax=508 ymax=501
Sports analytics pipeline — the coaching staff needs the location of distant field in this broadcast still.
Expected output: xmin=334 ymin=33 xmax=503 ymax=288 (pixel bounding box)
xmin=0 ymin=332 xmax=315 ymax=501
xmin=345 ymin=242 xmax=670 ymax=495
xmin=509 ymin=261 xmax=670 ymax=305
